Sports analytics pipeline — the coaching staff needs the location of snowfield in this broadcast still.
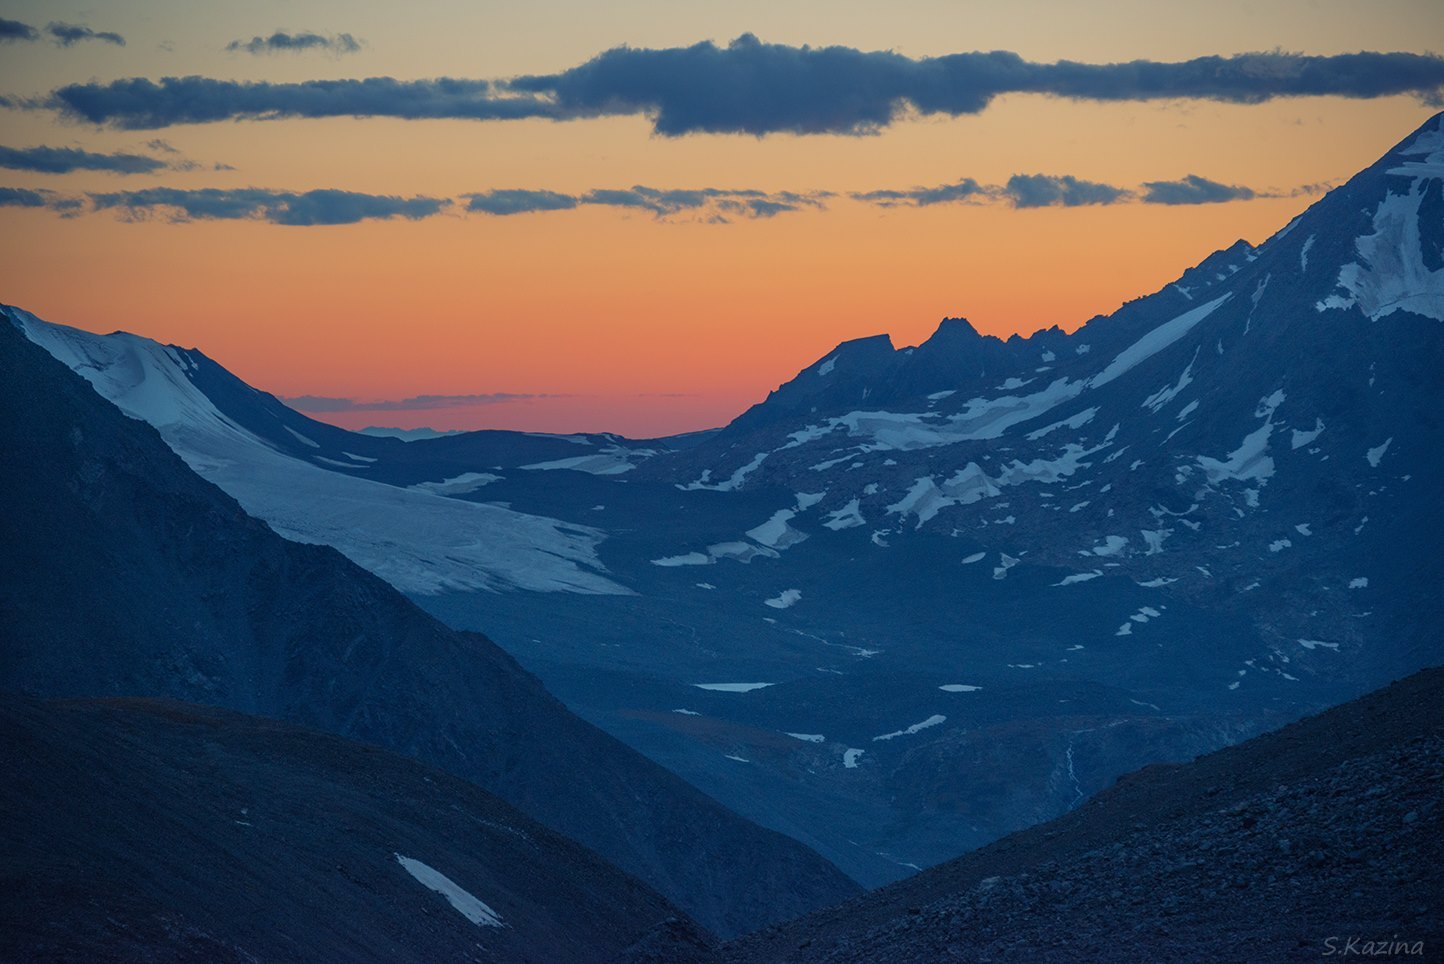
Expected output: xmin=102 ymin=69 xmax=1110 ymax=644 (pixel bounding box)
xmin=19 ymin=312 xmax=629 ymax=596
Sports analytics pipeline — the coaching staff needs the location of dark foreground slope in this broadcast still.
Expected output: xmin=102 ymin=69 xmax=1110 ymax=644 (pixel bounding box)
xmin=0 ymin=696 xmax=715 ymax=963
xmin=731 ymin=667 xmax=1444 ymax=962
xmin=0 ymin=317 xmax=859 ymax=937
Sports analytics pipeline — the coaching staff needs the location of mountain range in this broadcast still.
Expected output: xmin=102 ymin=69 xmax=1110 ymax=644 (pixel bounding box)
xmin=3 ymin=110 xmax=1442 ymax=958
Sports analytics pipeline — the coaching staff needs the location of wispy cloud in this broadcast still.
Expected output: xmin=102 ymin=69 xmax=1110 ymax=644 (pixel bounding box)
xmin=849 ymin=173 xmax=1307 ymax=210
xmin=0 ymin=17 xmax=38 ymax=42
xmin=226 ymin=31 xmax=362 ymax=56
xmin=285 ymin=392 xmax=564 ymax=412
xmin=5 ymin=168 xmax=1312 ymax=225
xmin=89 ymin=187 xmax=449 ymax=225
xmin=47 ymin=21 xmax=125 ymax=47
xmin=851 ymin=179 xmax=987 ymax=207
xmin=464 ymin=189 xmax=579 ymax=215
xmin=466 ymin=185 xmax=825 ymax=220
xmin=1139 ymin=174 xmax=1258 ymax=205
xmin=0 ymin=145 xmax=169 ymax=175
xmin=37 ymin=36 xmax=1444 ymax=133
xmin=45 ymin=76 xmax=543 ymax=129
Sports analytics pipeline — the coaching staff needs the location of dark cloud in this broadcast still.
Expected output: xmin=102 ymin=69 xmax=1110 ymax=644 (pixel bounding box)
xmin=0 ymin=145 xmax=168 ymax=174
xmin=89 ymin=187 xmax=449 ymax=225
xmin=47 ymin=22 xmax=125 ymax=47
xmin=0 ymin=17 xmax=38 ymax=41
xmin=1004 ymin=173 xmax=1131 ymax=208
xmin=285 ymin=393 xmax=558 ymax=412
xmin=511 ymin=36 xmax=1444 ymax=136
xmin=0 ymin=187 xmax=49 ymax=207
xmin=511 ymin=34 xmax=917 ymax=135
xmin=464 ymin=189 xmax=579 ymax=215
xmin=851 ymin=178 xmax=987 ymax=207
xmin=226 ymin=31 xmax=362 ymax=56
xmin=1140 ymin=174 xmax=1258 ymax=205
xmin=46 ymin=76 xmax=551 ymax=129
xmin=37 ymin=38 xmax=1444 ymax=134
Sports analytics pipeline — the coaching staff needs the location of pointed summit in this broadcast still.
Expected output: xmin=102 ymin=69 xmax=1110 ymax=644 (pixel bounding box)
xmin=923 ymin=317 xmax=983 ymax=342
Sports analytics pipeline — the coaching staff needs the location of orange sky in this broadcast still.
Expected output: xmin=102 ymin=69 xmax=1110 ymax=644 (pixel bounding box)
xmin=2 ymin=1 xmax=1441 ymax=435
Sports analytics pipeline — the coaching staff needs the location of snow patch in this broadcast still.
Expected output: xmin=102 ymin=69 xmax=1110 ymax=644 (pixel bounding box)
xmin=1290 ymin=418 xmax=1325 ymax=450
xmin=651 ymin=552 xmax=713 ymax=567
xmin=1090 ymin=295 xmax=1231 ymax=389
xmin=1316 ymin=177 xmax=1444 ymax=321
xmin=822 ymin=499 xmax=866 ymax=530
xmin=1298 ymin=638 xmax=1340 ymax=651
xmin=682 ymin=452 xmax=767 ymax=491
xmin=314 ymin=455 xmax=368 ymax=469
xmin=795 ymin=491 xmax=826 ymax=510
xmin=1141 ymin=350 xmax=1198 ymax=413
xmin=1366 ymin=438 xmax=1393 ymax=468
xmin=395 ymin=855 xmax=504 ymax=928
xmin=408 ymin=472 xmax=501 ymax=496
xmin=694 ymin=682 xmax=775 ymax=693
xmin=1090 ymin=536 xmax=1129 ymax=557
xmin=821 ymin=378 xmax=1086 ymax=453
xmin=523 ymin=445 xmax=654 ymax=475
xmin=283 ymin=425 xmax=320 ymax=449
xmin=993 ymin=553 xmax=1020 ymax=580
xmin=764 ymin=589 xmax=802 ymax=609
xmin=1054 ymin=570 xmax=1102 ymax=586
xmin=1196 ymin=392 xmax=1284 ymax=488
xmin=873 ymin=715 xmax=946 ymax=741
xmin=747 ymin=509 xmax=807 ymax=550
xmin=1025 ymin=407 xmax=1098 ymax=441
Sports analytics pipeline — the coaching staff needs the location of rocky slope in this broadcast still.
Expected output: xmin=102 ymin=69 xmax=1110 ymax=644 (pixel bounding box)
xmin=728 ymin=667 xmax=1444 ymax=962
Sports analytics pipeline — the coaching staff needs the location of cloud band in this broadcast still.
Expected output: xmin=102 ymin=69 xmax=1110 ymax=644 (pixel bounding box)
xmin=35 ymin=36 xmax=1444 ymax=134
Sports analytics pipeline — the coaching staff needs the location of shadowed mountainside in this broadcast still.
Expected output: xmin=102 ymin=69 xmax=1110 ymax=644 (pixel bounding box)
xmin=0 ymin=695 xmax=717 ymax=963
xmin=0 ymin=316 xmax=859 ymax=938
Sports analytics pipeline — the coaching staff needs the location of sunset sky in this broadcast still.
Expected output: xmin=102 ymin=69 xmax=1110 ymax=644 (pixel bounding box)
xmin=2 ymin=0 xmax=1441 ymax=436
